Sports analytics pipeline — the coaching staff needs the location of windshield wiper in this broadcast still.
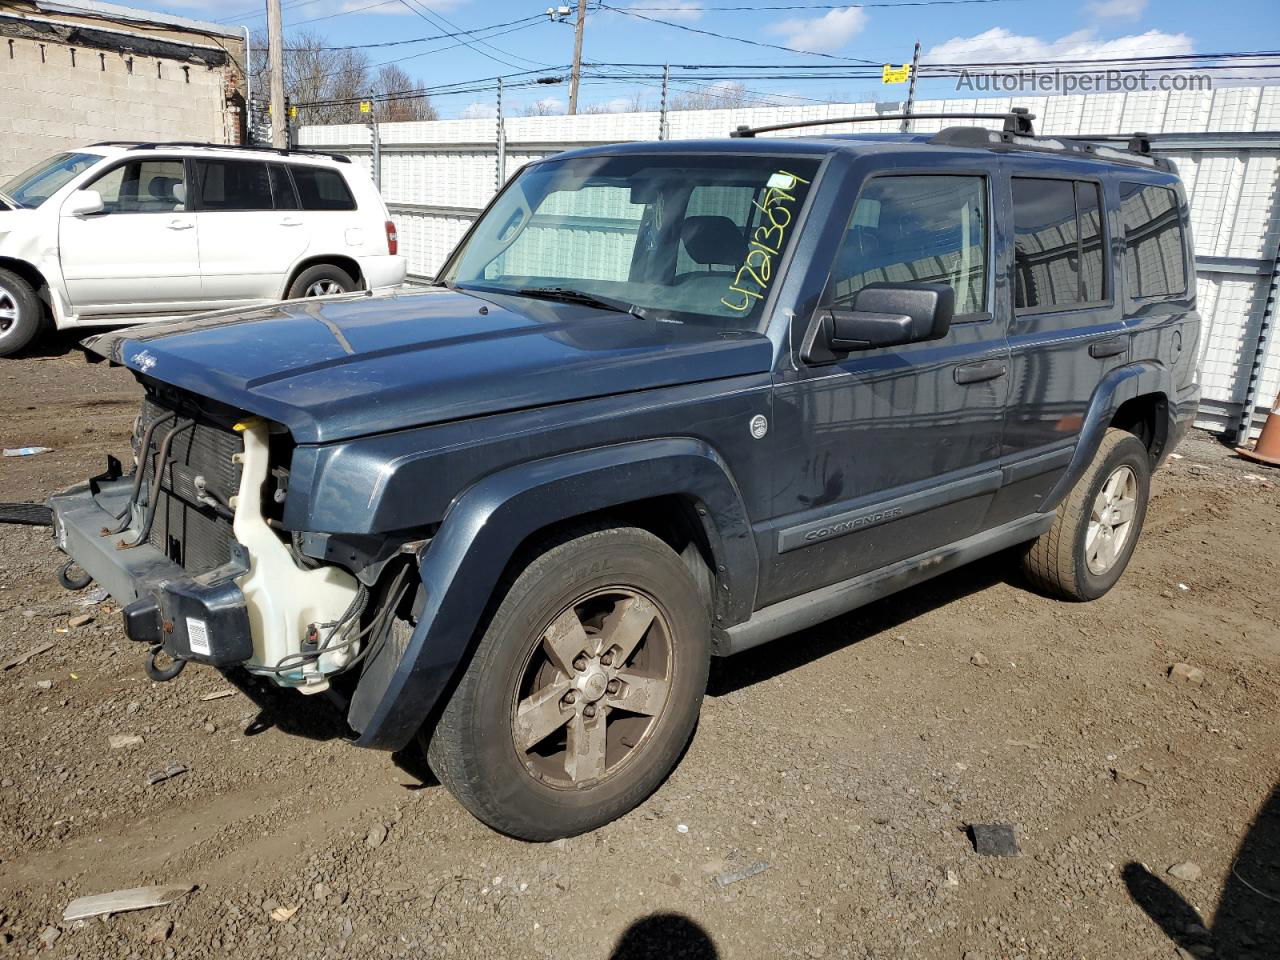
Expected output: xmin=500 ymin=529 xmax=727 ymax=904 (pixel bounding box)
xmin=516 ymin=286 xmax=646 ymax=319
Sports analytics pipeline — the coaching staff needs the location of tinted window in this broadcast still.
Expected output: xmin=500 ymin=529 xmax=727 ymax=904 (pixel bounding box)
xmin=291 ymin=165 xmax=356 ymax=211
xmin=1013 ymin=178 xmax=1111 ymax=310
xmin=269 ymin=164 xmax=299 ymax=210
xmin=1121 ymin=182 xmax=1187 ymax=298
xmin=90 ymin=159 xmax=187 ymax=213
xmin=194 ymin=159 xmax=272 ymax=211
xmin=827 ymin=175 xmax=988 ymax=315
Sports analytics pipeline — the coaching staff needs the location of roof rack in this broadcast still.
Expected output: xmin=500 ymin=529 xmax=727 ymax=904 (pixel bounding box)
xmin=88 ymin=141 xmax=352 ymax=164
xmin=730 ymin=107 xmax=1035 ymax=139
xmin=929 ymin=126 xmax=1169 ymax=170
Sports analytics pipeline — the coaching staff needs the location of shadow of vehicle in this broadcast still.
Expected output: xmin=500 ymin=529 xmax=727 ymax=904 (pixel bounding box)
xmin=1123 ymin=783 xmax=1279 ymax=958
xmin=9 ymin=327 xmax=118 ymax=360
xmin=708 ymin=550 xmax=1013 ymax=697
xmin=609 ymin=913 xmax=718 ymax=960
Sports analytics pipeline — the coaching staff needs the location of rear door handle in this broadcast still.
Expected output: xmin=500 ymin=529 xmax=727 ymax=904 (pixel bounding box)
xmin=167 ymin=219 xmax=194 ymax=231
xmin=1089 ymin=336 xmax=1126 ymax=359
xmin=280 ymin=217 xmax=303 ymax=226
xmin=954 ymin=360 xmax=1008 ymax=385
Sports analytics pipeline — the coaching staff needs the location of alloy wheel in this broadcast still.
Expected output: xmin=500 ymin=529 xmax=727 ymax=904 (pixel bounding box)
xmin=1086 ymin=464 xmax=1138 ymax=574
xmin=511 ymin=588 xmax=673 ymax=789
xmin=0 ymin=288 xmax=18 ymax=338
xmin=304 ymin=279 xmax=345 ymax=297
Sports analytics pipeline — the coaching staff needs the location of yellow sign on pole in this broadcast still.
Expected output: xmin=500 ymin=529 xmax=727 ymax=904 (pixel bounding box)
xmin=359 ymin=100 xmax=373 ymax=114
xmin=288 ymin=105 xmax=298 ymax=119
xmin=882 ymin=64 xmax=911 ymax=84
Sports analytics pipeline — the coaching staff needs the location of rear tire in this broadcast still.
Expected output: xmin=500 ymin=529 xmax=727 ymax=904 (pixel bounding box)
xmin=425 ymin=527 xmax=711 ymax=841
xmin=286 ymin=264 xmax=356 ymax=299
xmin=0 ymin=268 xmax=47 ymax=357
xmin=1022 ymin=427 xmax=1151 ymax=601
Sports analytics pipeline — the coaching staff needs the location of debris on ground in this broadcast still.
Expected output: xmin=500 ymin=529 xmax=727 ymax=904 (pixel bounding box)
xmin=143 ymin=918 xmax=173 ymax=943
xmin=365 ymin=823 xmax=388 ymax=849
xmin=270 ymin=905 xmax=299 ymax=922
xmin=1168 ymin=861 xmax=1203 ymax=882
xmin=199 ymin=689 xmax=236 ymax=701
xmin=969 ymin=652 xmax=989 ymax=667
xmin=970 ymin=824 xmax=1020 ymax=857
xmin=145 ymin=763 xmax=188 ymax=786
xmin=3 ymin=446 xmax=53 ymax=457
xmin=67 ymin=613 xmax=93 ymax=628
xmin=62 ymin=884 xmax=194 ymax=921
xmin=108 ymin=734 xmax=143 ymax=750
xmin=75 ymin=586 xmax=109 ymax=607
xmin=1 ymin=640 xmax=54 ymax=670
xmin=1169 ymin=663 xmax=1206 ymax=685
xmin=714 ymin=862 xmax=770 ymax=888
xmin=37 ymin=926 xmax=60 ymax=948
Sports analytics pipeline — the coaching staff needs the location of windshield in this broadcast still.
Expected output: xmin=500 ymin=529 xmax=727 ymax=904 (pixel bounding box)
xmin=1 ymin=152 xmax=100 ymax=209
xmin=443 ymin=153 xmax=822 ymax=332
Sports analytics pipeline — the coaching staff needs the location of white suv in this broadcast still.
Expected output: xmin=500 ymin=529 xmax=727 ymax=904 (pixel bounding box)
xmin=0 ymin=142 xmax=407 ymax=356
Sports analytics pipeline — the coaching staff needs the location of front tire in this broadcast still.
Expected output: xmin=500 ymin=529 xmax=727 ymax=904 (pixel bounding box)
xmin=1022 ymin=427 xmax=1152 ymax=601
xmin=425 ymin=527 xmax=711 ymax=841
xmin=0 ymin=268 xmax=47 ymax=357
xmin=286 ymin=263 xmax=356 ymax=299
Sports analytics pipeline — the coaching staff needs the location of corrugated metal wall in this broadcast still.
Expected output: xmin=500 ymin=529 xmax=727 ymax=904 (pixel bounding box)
xmin=299 ymin=86 xmax=1280 ymax=438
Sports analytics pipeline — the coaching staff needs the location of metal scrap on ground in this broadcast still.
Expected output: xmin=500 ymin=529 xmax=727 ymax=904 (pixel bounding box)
xmin=62 ymin=884 xmax=194 ymax=921
xmin=1 ymin=640 xmax=54 ymax=671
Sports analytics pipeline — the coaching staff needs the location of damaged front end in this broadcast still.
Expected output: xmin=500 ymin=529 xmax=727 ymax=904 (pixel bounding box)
xmin=48 ymin=384 xmax=414 ymax=695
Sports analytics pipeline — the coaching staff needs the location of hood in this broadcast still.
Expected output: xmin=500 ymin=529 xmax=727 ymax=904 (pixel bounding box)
xmin=84 ymin=288 xmax=775 ymax=444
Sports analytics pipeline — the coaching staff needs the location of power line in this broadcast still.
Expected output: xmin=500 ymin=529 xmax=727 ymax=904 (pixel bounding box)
xmin=397 ymin=0 xmax=550 ymax=71
xmin=286 ymin=14 xmax=546 ymax=52
xmin=626 ymin=0 xmax=1030 ymax=8
xmin=597 ymin=3 xmax=882 ymax=64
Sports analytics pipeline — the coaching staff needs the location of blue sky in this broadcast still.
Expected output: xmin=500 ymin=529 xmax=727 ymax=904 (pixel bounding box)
xmin=128 ymin=0 xmax=1279 ymax=117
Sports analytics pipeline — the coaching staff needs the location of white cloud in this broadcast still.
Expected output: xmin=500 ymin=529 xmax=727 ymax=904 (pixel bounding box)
xmin=629 ymin=0 xmax=702 ymax=21
xmin=1087 ymin=0 xmax=1148 ymax=19
xmin=768 ymin=7 xmax=867 ymax=55
xmin=925 ymin=27 xmax=1193 ymax=65
xmin=458 ymin=101 xmax=496 ymax=119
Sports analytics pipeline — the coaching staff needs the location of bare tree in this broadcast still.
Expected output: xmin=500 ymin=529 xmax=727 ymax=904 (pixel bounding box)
xmin=251 ymin=30 xmax=437 ymax=128
xmin=372 ymin=64 xmax=438 ymax=122
xmin=520 ymin=98 xmax=564 ymax=117
xmin=670 ymin=81 xmax=752 ymax=111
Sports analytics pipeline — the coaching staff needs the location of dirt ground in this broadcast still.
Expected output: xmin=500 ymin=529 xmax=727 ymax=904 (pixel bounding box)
xmin=1 ymin=337 xmax=1278 ymax=960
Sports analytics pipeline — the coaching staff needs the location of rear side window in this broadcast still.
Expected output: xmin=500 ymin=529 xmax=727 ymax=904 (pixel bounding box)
xmin=1120 ymin=182 xmax=1187 ymax=299
xmin=290 ymin=165 xmax=356 ymax=211
xmin=1013 ymin=177 xmax=1109 ymax=311
xmin=194 ymin=159 xmax=272 ymax=212
xmin=269 ymin=164 xmax=299 ymax=210
xmin=826 ymin=175 xmax=988 ymax=316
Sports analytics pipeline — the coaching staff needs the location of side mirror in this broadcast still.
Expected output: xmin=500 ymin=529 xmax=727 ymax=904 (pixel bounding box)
xmin=64 ymin=189 xmax=105 ymax=218
xmin=803 ymin=282 xmax=955 ymax=361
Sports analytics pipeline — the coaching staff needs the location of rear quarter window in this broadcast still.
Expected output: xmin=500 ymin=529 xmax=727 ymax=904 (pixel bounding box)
xmin=1120 ymin=182 xmax=1187 ymax=299
xmin=290 ymin=166 xmax=357 ymax=211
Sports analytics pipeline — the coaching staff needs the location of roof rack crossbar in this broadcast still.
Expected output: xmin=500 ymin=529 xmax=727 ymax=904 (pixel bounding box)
xmin=730 ymin=107 xmax=1035 ymax=139
xmin=88 ymin=141 xmax=352 ymax=163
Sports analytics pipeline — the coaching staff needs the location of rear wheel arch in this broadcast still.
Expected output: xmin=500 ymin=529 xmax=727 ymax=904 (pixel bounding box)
xmin=282 ymin=255 xmax=364 ymax=298
xmin=1110 ymin=392 xmax=1170 ymax=463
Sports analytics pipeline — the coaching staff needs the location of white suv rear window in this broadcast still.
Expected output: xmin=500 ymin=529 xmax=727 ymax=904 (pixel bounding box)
xmin=290 ymin=166 xmax=356 ymax=211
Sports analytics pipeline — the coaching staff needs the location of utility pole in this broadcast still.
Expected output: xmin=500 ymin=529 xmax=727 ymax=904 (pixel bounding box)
xmin=496 ymin=76 xmax=506 ymax=189
xmin=267 ymin=0 xmax=286 ymax=147
xmin=567 ymin=0 xmax=586 ymax=115
xmin=899 ymin=40 xmax=921 ymax=133
xmin=658 ymin=63 xmax=669 ymax=140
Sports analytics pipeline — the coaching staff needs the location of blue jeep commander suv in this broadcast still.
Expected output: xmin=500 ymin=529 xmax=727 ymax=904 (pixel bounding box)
xmin=49 ymin=109 xmax=1200 ymax=839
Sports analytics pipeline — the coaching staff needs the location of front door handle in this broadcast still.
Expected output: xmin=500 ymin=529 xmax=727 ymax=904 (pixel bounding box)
xmin=1089 ymin=336 xmax=1126 ymax=359
xmin=954 ymin=360 xmax=1008 ymax=385
xmin=280 ymin=217 xmax=303 ymax=226
xmin=167 ymin=219 xmax=194 ymax=231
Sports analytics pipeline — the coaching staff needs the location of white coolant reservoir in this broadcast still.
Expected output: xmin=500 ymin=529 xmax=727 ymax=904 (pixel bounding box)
xmin=231 ymin=419 xmax=360 ymax=693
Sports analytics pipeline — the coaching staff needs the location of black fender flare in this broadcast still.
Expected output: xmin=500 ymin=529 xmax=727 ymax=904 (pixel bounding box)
xmin=349 ymin=437 xmax=757 ymax=750
xmin=1040 ymin=360 xmax=1169 ymax=513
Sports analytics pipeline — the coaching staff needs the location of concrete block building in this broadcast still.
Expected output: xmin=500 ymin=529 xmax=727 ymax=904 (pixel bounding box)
xmin=0 ymin=0 xmax=247 ymax=182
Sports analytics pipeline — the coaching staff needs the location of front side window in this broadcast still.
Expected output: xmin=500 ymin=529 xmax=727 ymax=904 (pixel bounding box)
xmin=826 ymin=175 xmax=988 ymax=316
xmin=2 ymin=152 xmax=100 ymax=209
xmin=1013 ymin=177 xmax=1110 ymax=310
xmin=1120 ymin=182 xmax=1187 ymax=299
xmin=443 ymin=154 xmax=823 ymax=332
xmin=291 ymin=166 xmax=356 ymax=211
xmin=193 ymin=159 xmax=272 ymax=211
xmin=89 ymin=159 xmax=187 ymax=213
